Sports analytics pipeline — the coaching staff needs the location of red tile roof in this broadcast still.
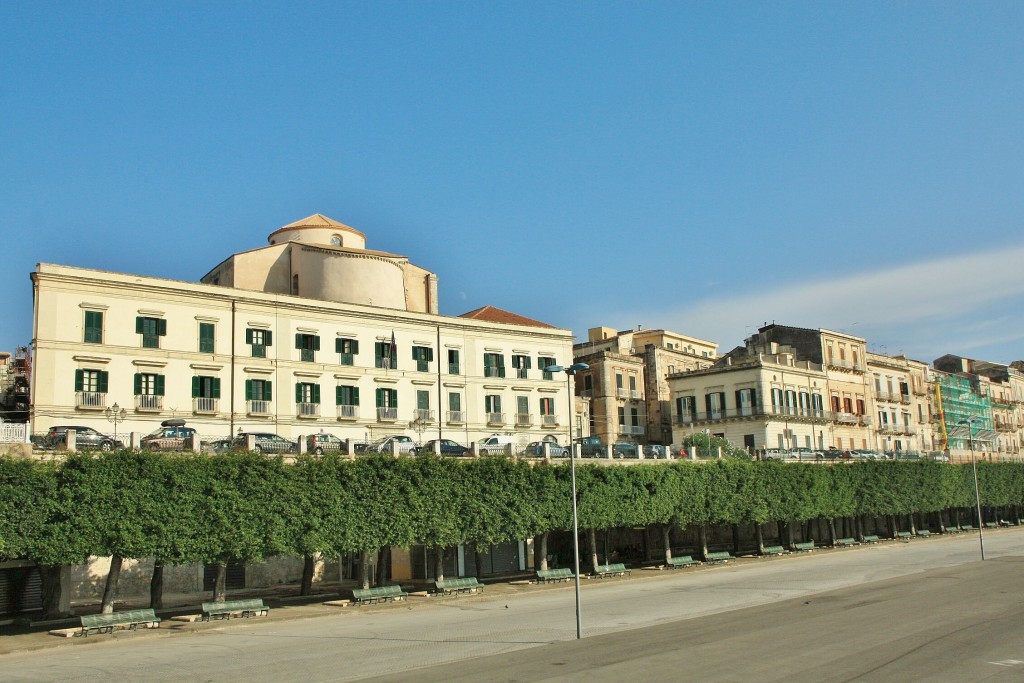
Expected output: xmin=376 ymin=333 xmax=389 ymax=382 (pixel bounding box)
xmin=458 ymin=305 xmax=558 ymax=329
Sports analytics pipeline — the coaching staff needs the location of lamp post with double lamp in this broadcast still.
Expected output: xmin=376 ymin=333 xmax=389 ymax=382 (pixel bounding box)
xmin=959 ymin=417 xmax=986 ymax=561
xmin=104 ymin=402 xmax=127 ymax=447
xmin=545 ymin=362 xmax=589 ymax=640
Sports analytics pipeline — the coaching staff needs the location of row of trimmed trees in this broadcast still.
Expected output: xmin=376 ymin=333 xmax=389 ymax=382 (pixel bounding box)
xmin=2 ymin=452 xmax=1023 ymax=618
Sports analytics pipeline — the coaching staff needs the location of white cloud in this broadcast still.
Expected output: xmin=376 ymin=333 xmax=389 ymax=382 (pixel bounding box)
xmin=616 ymin=243 xmax=1024 ymax=363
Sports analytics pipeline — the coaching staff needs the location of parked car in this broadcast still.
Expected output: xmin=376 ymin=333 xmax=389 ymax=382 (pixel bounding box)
xmin=203 ymin=438 xmax=235 ymax=453
xmin=44 ymin=425 xmax=124 ymax=451
xmin=306 ymin=432 xmax=344 ymax=455
xmin=233 ymin=432 xmax=296 ymax=454
xmin=524 ymin=441 xmax=569 ymax=457
xmin=356 ymin=435 xmax=414 ymax=454
xmin=574 ymin=436 xmax=639 ymax=458
xmin=476 ymin=434 xmax=520 ymax=455
xmin=141 ymin=419 xmax=196 ymax=451
xmin=643 ymin=444 xmax=667 ymax=459
xmin=412 ymin=439 xmax=469 ymax=456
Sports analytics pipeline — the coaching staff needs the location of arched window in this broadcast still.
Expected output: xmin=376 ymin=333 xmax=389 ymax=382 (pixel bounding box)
xmin=330 ymin=234 xmax=342 ymax=246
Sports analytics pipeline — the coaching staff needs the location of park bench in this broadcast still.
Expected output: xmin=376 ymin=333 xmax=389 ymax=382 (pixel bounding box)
xmin=666 ymin=555 xmax=699 ymax=568
xmin=916 ymin=529 xmax=931 ymax=538
xmin=944 ymin=526 xmax=963 ymax=534
xmin=793 ymin=541 xmax=815 ymax=552
xmin=984 ymin=522 xmax=998 ymax=529
xmin=705 ymin=551 xmax=732 ymax=564
xmin=536 ymin=568 xmax=575 ymax=583
xmin=78 ymin=608 xmax=161 ymax=636
xmin=835 ymin=537 xmax=859 ymax=547
xmin=201 ymin=598 xmax=269 ymax=621
xmin=862 ymin=535 xmax=880 ymax=543
xmin=897 ymin=531 xmax=913 ymax=541
xmin=761 ymin=545 xmax=787 ymax=556
xmin=434 ymin=577 xmax=483 ymax=595
xmin=593 ymin=563 xmax=630 ymax=578
xmin=352 ymin=584 xmax=408 ymax=605
xmin=960 ymin=524 xmax=975 ymax=532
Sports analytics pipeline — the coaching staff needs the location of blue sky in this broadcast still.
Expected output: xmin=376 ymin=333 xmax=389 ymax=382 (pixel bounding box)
xmin=3 ymin=2 xmax=1023 ymax=365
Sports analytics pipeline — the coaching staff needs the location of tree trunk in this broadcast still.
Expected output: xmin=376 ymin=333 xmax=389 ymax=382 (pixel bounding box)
xmin=587 ymin=528 xmax=599 ymax=573
xmin=300 ymin=555 xmax=316 ymax=596
xmin=827 ymin=519 xmax=837 ymax=546
xmin=433 ymin=546 xmax=445 ymax=581
xmin=150 ymin=562 xmax=164 ymax=609
xmin=358 ymin=551 xmax=371 ymax=589
xmin=754 ymin=523 xmax=765 ymax=554
xmin=100 ymin=554 xmax=123 ymax=614
xmin=889 ymin=515 xmax=898 ymax=538
xmin=662 ymin=524 xmax=673 ymax=563
xmin=909 ymin=514 xmax=917 ymax=535
xmin=474 ymin=547 xmax=486 ymax=579
xmin=376 ymin=547 xmax=391 ymax=586
xmin=785 ymin=521 xmax=795 ymax=549
xmin=776 ymin=521 xmax=786 ymax=546
xmin=731 ymin=524 xmax=741 ymax=555
xmin=212 ymin=563 xmax=227 ymax=602
xmin=40 ymin=565 xmax=68 ymax=620
xmin=538 ymin=533 xmax=549 ymax=571
xmin=698 ymin=526 xmax=709 ymax=560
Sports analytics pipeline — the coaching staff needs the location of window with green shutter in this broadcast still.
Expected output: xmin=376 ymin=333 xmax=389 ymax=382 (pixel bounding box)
xmin=136 ymin=316 xmax=166 ymax=349
xmin=84 ymin=310 xmax=103 ymax=344
xmin=375 ymin=387 xmax=397 ymax=408
xmin=245 ymin=379 xmax=272 ymax=401
xmin=246 ymin=328 xmax=272 ymax=358
xmin=192 ymin=376 xmax=220 ymax=399
xmin=335 ymin=338 xmax=359 ymax=365
xmin=448 ymin=392 xmax=461 ymax=411
xmin=198 ymin=322 xmax=215 ymax=353
xmin=375 ymin=341 xmax=396 ymax=369
xmin=538 ymin=356 xmax=556 ymax=379
xmin=133 ymin=373 xmax=165 ymax=396
xmin=512 ymin=355 xmax=531 ymax=378
xmin=296 ymin=382 xmax=320 ymax=404
xmin=484 ymin=353 xmax=505 ymax=378
xmin=295 ymin=333 xmax=320 ymax=362
xmin=412 ymin=346 xmax=433 ymax=372
xmin=74 ymin=369 xmax=108 ymax=393
xmin=447 ymin=349 xmax=460 ymax=375
xmin=336 ymin=385 xmax=359 ymax=406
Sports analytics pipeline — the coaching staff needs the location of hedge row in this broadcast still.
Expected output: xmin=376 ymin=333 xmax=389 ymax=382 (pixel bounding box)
xmin=2 ymin=452 xmax=1023 ymax=567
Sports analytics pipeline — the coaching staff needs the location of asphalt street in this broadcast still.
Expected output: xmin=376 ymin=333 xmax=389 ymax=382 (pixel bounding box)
xmin=3 ymin=529 xmax=1022 ymax=683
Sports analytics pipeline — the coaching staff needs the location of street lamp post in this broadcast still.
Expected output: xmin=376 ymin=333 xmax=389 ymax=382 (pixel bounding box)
xmin=105 ymin=402 xmax=127 ymax=446
xmin=959 ymin=418 xmax=985 ymax=561
xmin=545 ymin=362 xmax=589 ymax=640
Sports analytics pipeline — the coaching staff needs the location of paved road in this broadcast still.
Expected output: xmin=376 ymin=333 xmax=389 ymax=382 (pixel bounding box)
xmin=3 ymin=529 xmax=1022 ymax=682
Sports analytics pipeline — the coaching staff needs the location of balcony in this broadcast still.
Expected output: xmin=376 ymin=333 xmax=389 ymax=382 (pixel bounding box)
xmin=337 ymin=404 xmax=358 ymax=420
xmin=414 ymin=409 xmax=435 ymax=422
xmin=901 ymin=425 xmax=917 ymax=436
xmin=878 ymin=423 xmax=899 ymax=434
xmin=899 ymin=393 xmax=911 ymax=404
xmin=515 ymin=412 xmax=532 ymax=426
xmin=580 ymin=389 xmax=593 ymax=399
xmin=446 ymin=410 xmax=466 ymax=424
xmin=487 ymin=412 xmax=505 ymax=426
xmin=627 ymin=425 xmax=644 ymax=435
xmin=377 ymin=407 xmax=398 ymax=421
xmin=874 ymin=391 xmax=894 ymax=403
xmin=193 ymin=397 xmax=218 ymax=414
xmin=826 ymin=359 xmax=866 ymax=373
xmin=542 ymin=414 xmax=559 ymax=427
xmin=248 ymin=400 xmax=271 ymax=416
xmin=616 ymin=388 xmax=628 ymax=399
xmin=297 ymin=402 xmax=320 ymax=418
xmin=631 ymin=390 xmax=641 ymax=399
xmin=76 ymin=392 xmax=106 ymax=410
xmin=135 ymin=395 xmax=163 ymax=412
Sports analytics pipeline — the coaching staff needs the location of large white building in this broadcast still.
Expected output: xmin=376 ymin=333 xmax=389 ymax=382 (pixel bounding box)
xmin=30 ymin=213 xmax=575 ymax=447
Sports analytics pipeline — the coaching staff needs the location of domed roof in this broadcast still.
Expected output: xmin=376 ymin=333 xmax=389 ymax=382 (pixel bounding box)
xmin=267 ymin=213 xmax=366 ymax=243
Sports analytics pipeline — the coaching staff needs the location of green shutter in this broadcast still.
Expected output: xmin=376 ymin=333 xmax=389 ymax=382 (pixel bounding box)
xmin=74 ymin=369 xmax=84 ymax=392
xmin=135 ymin=316 xmax=144 ymax=334
xmin=313 ymin=335 xmax=320 ymax=351
xmin=133 ymin=373 xmax=142 ymax=396
xmin=213 ymin=378 xmax=221 ymax=399
xmin=263 ymin=381 xmax=272 ymax=400
xmin=192 ymin=376 xmax=200 ymax=398
xmin=155 ymin=375 xmax=165 ymax=396
xmin=335 ymin=338 xmax=343 ymax=353
xmin=264 ymin=330 xmax=272 ymax=346
xmin=351 ymin=340 xmax=359 ymax=354
xmin=157 ymin=319 xmax=167 ymax=336
xmin=336 ymin=386 xmax=343 ymax=404
xmin=295 ymin=383 xmax=303 ymax=403
xmin=245 ymin=379 xmax=253 ymax=401
xmin=375 ymin=387 xmax=383 ymax=407
xmin=295 ymin=333 xmax=302 ymax=349
xmin=98 ymin=371 xmax=108 ymax=393
xmin=352 ymin=387 xmax=359 ymax=406
xmin=246 ymin=328 xmax=253 ymax=344
xmin=417 ymin=390 xmax=429 ymax=410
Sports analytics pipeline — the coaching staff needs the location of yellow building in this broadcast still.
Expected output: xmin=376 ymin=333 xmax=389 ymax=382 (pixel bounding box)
xmin=30 ymin=214 xmax=574 ymax=449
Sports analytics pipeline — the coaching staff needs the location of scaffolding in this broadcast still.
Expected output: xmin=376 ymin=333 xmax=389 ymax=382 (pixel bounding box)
xmin=935 ymin=373 xmax=994 ymax=450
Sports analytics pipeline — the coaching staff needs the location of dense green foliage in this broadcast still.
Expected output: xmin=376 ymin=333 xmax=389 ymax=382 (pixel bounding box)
xmin=1 ymin=453 xmax=1022 ymax=566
